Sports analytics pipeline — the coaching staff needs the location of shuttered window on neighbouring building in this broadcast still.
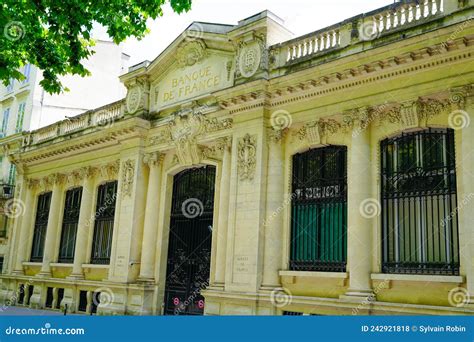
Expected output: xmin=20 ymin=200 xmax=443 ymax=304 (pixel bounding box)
xmin=290 ymin=146 xmax=347 ymax=272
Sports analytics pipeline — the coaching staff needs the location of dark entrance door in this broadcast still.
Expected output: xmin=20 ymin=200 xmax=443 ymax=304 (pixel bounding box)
xmin=163 ymin=166 xmax=216 ymax=315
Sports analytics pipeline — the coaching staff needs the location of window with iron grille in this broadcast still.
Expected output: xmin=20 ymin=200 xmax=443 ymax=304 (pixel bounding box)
xmin=58 ymin=187 xmax=83 ymax=263
xmin=30 ymin=192 xmax=52 ymax=262
xmin=381 ymin=128 xmax=459 ymax=275
xmin=290 ymin=146 xmax=347 ymax=272
xmin=91 ymin=181 xmax=117 ymax=264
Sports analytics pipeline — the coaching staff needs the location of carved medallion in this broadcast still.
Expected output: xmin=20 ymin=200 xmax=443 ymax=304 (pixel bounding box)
xmin=126 ymin=86 xmax=142 ymax=114
xmin=176 ymin=40 xmax=208 ymax=68
xmin=238 ymin=134 xmax=257 ymax=181
xmin=238 ymin=41 xmax=261 ymax=78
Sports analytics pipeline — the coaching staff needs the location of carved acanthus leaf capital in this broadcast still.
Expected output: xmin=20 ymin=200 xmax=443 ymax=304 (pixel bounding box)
xmin=101 ymin=160 xmax=120 ymax=180
xmin=143 ymin=152 xmax=164 ymax=168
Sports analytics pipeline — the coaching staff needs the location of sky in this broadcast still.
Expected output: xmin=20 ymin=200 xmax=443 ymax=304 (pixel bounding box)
xmin=94 ymin=0 xmax=395 ymax=66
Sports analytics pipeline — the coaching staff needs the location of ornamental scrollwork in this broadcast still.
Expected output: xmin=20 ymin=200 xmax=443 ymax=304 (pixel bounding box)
xmin=237 ymin=134 xmax=257 ymax=181
xmin=121 ymin=159 xmax=135 ymax=197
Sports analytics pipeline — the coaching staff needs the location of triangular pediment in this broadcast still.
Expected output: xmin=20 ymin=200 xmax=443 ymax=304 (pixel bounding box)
xmin=149 ymin=35 xmax=235 ymax=111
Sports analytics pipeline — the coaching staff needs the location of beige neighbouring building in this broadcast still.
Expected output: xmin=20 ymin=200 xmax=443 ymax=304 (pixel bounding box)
xmin=0 ymin=0 xmax=474 ymax=315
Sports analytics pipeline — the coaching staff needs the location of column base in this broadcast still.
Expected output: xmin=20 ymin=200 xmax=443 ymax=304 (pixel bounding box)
xmin=137 ymin=276 xmax=155 ymax=283
xmin=11 ymin=269 xmax=24 ymax=276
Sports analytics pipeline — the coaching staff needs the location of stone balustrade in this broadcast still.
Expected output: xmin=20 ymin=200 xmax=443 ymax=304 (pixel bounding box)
xmin=24 ymin=100 xmax=125 ymax=147
xmin=270 ymin=0 xmax=456 ymax=68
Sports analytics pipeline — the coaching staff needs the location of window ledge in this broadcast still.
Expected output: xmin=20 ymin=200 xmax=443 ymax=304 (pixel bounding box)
xmin=50 ymin=263 xmax=73 ymax=268
xmin=82 ymin=264 xmax=110 ymax=269
xmin=279 ymin=270 xmax=348 ymax=279
xmin=371 ymin=273 xmax=464 ymax=284
xmin=22 ymin=262 xmax=41 ymax=267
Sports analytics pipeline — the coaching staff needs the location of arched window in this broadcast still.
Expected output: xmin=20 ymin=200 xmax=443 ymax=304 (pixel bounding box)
xmin=381 ymin=128 xmax=459 ymax=275
xmin=290 ymin=146 xmax=347 ymax=272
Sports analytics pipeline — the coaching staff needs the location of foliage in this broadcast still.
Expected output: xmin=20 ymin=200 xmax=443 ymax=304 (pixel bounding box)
xmin=0 ymin=0 xmax=192 ymax=93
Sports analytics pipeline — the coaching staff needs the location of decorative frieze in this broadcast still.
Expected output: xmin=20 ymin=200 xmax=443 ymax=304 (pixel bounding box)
xmin=376 ymin=97 xmax=452 ymax=129
xmin=237 ymin=134 xmax=257 ymax=181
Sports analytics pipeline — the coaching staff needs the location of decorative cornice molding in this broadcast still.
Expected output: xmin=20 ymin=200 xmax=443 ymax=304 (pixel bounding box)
xmin=268 ymin=36 xmax=473 ymax=109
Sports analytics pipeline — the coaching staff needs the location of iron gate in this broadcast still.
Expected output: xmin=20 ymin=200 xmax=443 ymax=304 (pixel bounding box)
xmin=164 ymin=166 xmax=215 ymax=315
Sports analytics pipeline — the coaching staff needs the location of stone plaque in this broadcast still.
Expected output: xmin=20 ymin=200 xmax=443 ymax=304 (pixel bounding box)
xmin=154 ymin=54 xmax=234 ymax=109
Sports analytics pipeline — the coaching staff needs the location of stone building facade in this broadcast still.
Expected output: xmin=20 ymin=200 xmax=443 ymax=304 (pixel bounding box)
xmin=0 ymin=0 xmax=474 ymax=315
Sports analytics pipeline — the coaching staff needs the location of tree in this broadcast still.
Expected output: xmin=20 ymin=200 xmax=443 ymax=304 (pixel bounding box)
xmin=0 ymin=0 xmax=192 ymax=94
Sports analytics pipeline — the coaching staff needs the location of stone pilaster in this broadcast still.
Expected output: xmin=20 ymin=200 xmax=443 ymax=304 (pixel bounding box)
xmin=456 ymin=94 xmax=474 ymax=306
xmin=261 ymin=128 xmax=286 ymax=289
xmin=342 ymin=110 xmax=374 ymax=300
xmin=12 ymin=178 xmax=38 ymax=274
xmin=37 ymin=173 xmax=66 ymax=277
xmin=68 ymin=167 xmax=98 ymax=279
xmin=213 ymin=138 xmax=232 ymax=286
xmin=138 ymin=152 xmax=164 ymax=281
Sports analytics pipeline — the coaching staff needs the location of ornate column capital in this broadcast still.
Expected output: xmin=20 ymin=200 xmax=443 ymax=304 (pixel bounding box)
xmin=48 ymin=173 xmax=66 ymax=187
xmin=267 ymin=127 xmax=288 ymax=144
xmin=26 ymin=178 xmax=39 ymax=190
xmin=101 ymin=160 xmax=120 ymax=180
xmin=143 ymin=152 xmax=164 ymax=168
